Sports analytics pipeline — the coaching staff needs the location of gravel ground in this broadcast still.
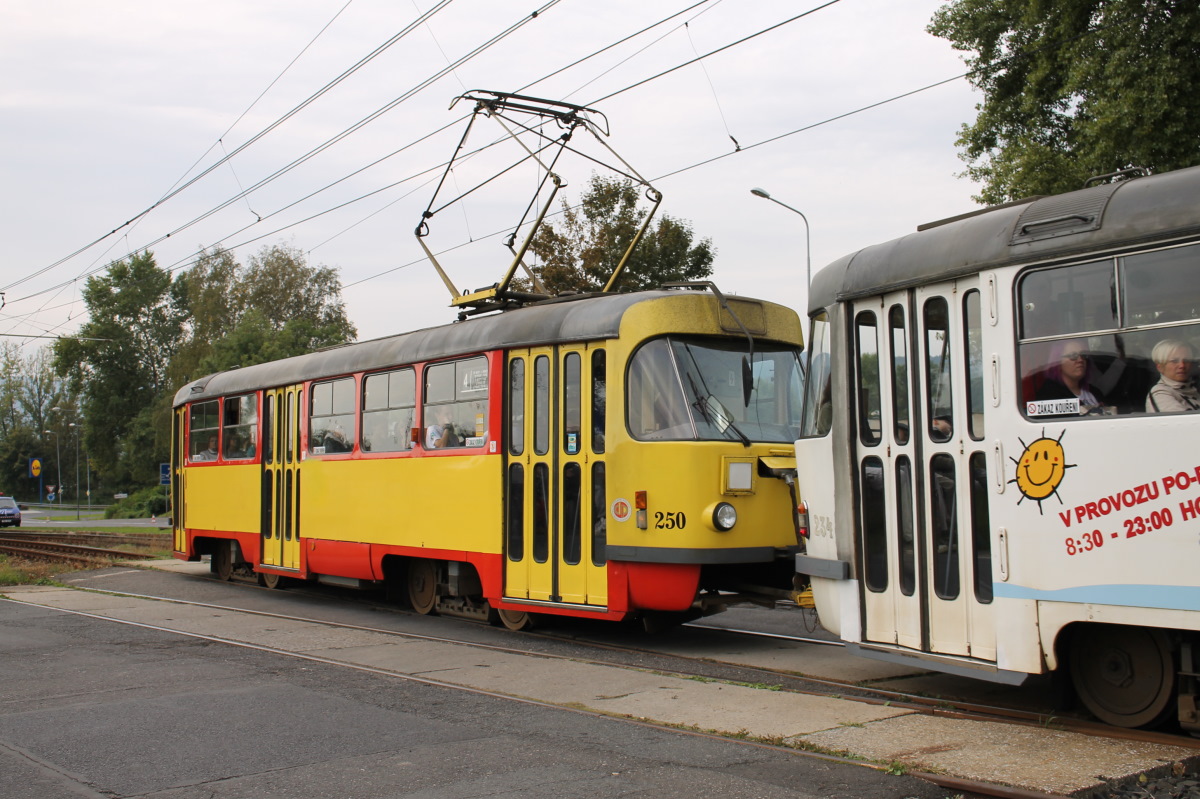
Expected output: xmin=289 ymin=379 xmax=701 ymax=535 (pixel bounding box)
xmin=1094 ymin=763 xmax=1200 ymax=799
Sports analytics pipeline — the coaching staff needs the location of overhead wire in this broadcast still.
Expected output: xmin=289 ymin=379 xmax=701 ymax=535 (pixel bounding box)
xmin=14 ymin=0 xmax=1104 ymax=338
xmin=7 ymin=1 xmax=564 ymax=306
xmin=1 ymin=0 xmax=458 ymax=295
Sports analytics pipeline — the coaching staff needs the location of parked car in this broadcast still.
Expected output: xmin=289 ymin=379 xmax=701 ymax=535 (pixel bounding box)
xmin=0 ymin=496 xmax=22 ymax=527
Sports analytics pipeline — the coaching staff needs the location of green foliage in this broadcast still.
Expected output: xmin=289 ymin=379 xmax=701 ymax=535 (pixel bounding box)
xmin=929 ymin=1 xmax=1200 ymax=204
xmin=49 ymin=242 xmax=356 ymax=498
xmin=528 ymin=174 xmax=715 ymax=293
xmin=173 ymin=243 xmax=357 ymax=380
xmin=52 ymin=252 xmax=186 ymax=487
xmin=104 ymin=485 xmax=169 ymax=519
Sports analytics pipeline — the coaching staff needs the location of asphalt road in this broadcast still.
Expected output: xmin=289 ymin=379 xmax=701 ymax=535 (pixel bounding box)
xmin=0 ymin=580 xmax=962 ymax=799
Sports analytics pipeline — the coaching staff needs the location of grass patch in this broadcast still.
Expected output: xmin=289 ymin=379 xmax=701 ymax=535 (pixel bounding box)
xmin=0 ymin=555 xmax=73 ymax=586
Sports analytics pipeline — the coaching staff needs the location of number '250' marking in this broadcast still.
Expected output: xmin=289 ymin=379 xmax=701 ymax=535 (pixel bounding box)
xmin=654 ymin=511 xmax=687 ymax=530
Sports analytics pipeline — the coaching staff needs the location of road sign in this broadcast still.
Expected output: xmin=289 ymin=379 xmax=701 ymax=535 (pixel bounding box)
xmin=160 ymin=463 xmax=171 ymax=486
xmin=29 ymin=458 xmax=42 ymax=479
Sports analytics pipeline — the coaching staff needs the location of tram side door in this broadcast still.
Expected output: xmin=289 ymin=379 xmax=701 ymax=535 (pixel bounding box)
xmin=853 ymin=283 xmax=995 ymax=661
xmin=504 ymin=345 xmax=608 ymax=608
xmin=851 ymin=293 xmax=922 ymax=651
xmin=262 ymin=385 xmax=302 ymax=572
xmin=172 ymin=406 xmax=186 ymax=553
xmin=913 ymin=281 xmax=995 ymax=660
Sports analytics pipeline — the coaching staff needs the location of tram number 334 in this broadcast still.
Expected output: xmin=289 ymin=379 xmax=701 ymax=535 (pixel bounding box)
xmin=655 ymin=511 xmax=687 ymax=530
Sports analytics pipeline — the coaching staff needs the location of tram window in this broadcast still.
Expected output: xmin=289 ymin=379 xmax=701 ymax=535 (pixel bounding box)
xmin=1122 ymin=244 xmax=1200 ymax=326
xmin=263 ymin=395 xmax=274 ymax=465
xmin=896 ymin=456 xmax=916 ymax=596
xmin=310 ymin=378 xmax=355 ymax=455
xmin=969 ymin=451 xmax=993 ymax=604
xmin=509 ymin=358 xmax=525 ymax=456
xmin=592 ymin=350 xmax=606 ymax=454
xmin=362 ymin=368 xmax=415 ymax=453
xmin=222 ymin=394 xmax=258 ymax=460
xmin=800 ymin=313 xmax=833 ymax=438
xmin=628 ymin=336 xmax=804 ymax=443
xmin=189 ymin=400 xmax=220 ymax=462
xmin=532 ymin=463 xmax=549 ymax=563
xmin=924 ymin=298 xmax=953 ymax=442
xmin=1018 ymin=258 xmax=1116 ymax=340
xmin=591 ymin=462 xmax=607 ymax=566
xmin=889 ymin=306 xmax=910 ymax=445
xmin=564 ymin=352 xmax=581 ymax=455
xmin=855 ymin=312 xmax=882 ymax=446
xmin=423 ymin=357 xmax=489 ymax=449
xmin=507 ymin=463 xmax=524 ymax=561
xmin=860 ymin=456 xmax=888 ymax=592
xmin=627 ymin=339 xmax=689 ymax=440
xmin=930 ymin=453 xmax=960 ymax=600
xmin=964 ymin=291 xmax=985 ymax=440
xmin=563 ymin=462 xmax=582 ymax=565
xmin=534 ymin=356 xmax=549 ymax=455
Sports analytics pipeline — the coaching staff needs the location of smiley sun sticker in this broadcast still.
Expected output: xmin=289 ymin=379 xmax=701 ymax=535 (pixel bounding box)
xmin=1009 ymin=428 xmax=1075 ymax=513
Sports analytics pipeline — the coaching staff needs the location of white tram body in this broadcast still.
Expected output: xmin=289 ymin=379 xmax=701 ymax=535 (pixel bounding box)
xmin=794 ymin=165 xmax=1200 ymax=728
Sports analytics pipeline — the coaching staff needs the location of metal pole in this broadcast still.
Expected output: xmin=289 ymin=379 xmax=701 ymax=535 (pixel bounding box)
xmin=69 ymin=424 xmax=80 ymax=520
xmin=750 ymin=188 xmax=812 ymax=290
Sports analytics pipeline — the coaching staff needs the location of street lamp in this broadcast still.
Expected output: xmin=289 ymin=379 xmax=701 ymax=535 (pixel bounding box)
xmin=750 ymin=187 xmax=812 ymax=290
xmin=44 ymin=429 xmax=62 ymax=507
xmin=68 ymin=423 xmax=81 ymax=520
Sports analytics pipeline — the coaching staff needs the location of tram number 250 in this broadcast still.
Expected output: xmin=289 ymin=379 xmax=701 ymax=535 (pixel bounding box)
xmin=654 ymin=511 xmax=687 ymax=530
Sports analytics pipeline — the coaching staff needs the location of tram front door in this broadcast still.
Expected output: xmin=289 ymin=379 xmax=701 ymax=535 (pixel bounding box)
xmin=851 ymin=281 xmax=996 ymax=661
xmin=261 ymin=385 xmax=302 ymax=573
xmin=504 ymin=345 xmax=608 ymax=609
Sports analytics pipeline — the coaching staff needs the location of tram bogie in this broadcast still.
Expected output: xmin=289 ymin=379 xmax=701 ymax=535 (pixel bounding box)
xmin=172 ymin=286 xmax=806 ymax=630
xmin=794 ymin=165 xmax=1200 ymax=730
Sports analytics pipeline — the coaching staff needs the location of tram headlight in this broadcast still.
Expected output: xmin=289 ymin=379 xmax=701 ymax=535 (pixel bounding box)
xmin=712 ymin=502 xmax=738 ymax=531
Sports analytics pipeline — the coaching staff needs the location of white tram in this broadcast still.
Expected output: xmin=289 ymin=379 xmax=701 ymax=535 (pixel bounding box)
xmin=794 ymin=165 xmax=1200 ymax=729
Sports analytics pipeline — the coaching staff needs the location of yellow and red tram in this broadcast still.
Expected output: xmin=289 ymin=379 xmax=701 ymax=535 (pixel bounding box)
xmin=172 ymin=286 xmax=806 ymax=629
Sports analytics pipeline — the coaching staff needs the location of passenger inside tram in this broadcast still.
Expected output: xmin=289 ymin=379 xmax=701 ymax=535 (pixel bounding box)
xmin=1034 ymin=339 xmax=1111 ymax=415
xmin=1146 ymin=339 xmax=1200 ymax=413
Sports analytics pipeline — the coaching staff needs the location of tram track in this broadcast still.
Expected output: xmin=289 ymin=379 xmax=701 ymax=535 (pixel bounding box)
xmin=47 ymin=573 xmax=1200 ymax=755
xmin=0 ymin=534 xmax=162 ymax=566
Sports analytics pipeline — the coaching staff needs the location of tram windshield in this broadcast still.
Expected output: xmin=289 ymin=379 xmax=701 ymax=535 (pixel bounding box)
xmin=627 ymin=336 xmax=804 ymax=443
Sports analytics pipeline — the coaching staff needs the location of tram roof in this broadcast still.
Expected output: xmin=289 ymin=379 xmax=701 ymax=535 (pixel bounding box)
xmin=174 ymin=289 xmax=746 ymax=405
xmin=808 ymin=164 xmax=1200 ymax=314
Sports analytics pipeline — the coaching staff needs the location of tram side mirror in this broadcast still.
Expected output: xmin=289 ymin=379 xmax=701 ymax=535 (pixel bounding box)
xmin=741 ymin=356 xmax=753 ymax=406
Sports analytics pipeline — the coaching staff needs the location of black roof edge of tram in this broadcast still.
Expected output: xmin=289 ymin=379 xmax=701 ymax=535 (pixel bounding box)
xmin=174 ymin=286 xmax=768 ymax=406
xmin=807 ymin=163 xmax=1200 ymax=315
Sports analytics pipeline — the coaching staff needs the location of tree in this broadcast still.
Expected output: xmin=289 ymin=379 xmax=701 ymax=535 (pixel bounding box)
xmin=929 ymin=1 xmax=1200 ymax=204
xmin=52 ymin=252 xmax=186 ymax=487
xmin=171 ymin=243 xmax=358 ymax=380
xmin=528 ymin=175 xmax=715 ymax=293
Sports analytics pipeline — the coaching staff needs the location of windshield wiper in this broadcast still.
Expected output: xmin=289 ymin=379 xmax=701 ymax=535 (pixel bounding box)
xmin=684 ymin=370 xmax=750 ymax=447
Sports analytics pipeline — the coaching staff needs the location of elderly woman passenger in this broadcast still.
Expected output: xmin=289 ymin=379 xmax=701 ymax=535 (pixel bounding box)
xmin=1146 ymin=339 xmax=1200 ymax=413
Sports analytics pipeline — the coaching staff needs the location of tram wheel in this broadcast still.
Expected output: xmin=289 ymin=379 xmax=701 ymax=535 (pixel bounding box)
xmin=407 ymin=560 xmax=439 ymax=615
xmin=494 ymin=608 xmax=532 ymax=632
xmin=258 ymin=571 xmax=284 ymax=590
xmin=1069 ymin=624 xmax=1176 ymax=728
xmin=212 ymin=542 xmax=233 ymax=581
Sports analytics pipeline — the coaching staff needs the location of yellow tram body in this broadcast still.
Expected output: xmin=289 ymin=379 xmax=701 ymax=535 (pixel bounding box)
xmin=172 ymin=287 xmax=805 ymax=626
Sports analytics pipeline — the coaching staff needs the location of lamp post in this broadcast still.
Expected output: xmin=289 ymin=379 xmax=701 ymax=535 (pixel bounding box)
xmin=44 ymin=429 xmax=61 ymax=507
xmin=750 ymin=187 xmax=812 ymax=290
xmin=68 ymin=423 xmax=81 ymax=520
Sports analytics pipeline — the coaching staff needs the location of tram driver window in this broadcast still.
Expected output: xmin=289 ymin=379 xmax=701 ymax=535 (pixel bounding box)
xmin=310 ymin=377 xmax=355 ymax=454
xmin=422 ymin=357 xmax=489 ymax=449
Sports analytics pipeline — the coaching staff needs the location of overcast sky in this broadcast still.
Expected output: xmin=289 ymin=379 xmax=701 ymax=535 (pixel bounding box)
xmin=2 ymin=0 xmax=982 ymax=346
